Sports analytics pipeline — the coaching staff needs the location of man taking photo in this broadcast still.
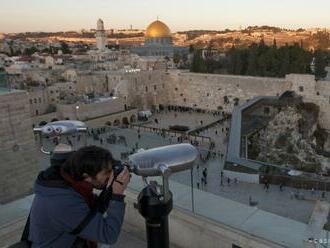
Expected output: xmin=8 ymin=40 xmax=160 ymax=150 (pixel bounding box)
xmin=28 ymin=145 xmax=130 ymax=247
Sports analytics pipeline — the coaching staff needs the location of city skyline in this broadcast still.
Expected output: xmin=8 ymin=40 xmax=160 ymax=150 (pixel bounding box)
xmin=1 ymin=0 xmax=330 ymax=33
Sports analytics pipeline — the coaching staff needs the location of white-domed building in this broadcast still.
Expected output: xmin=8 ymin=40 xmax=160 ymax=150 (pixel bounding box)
xmin=131 ymin=20 xmax=188 ymax=57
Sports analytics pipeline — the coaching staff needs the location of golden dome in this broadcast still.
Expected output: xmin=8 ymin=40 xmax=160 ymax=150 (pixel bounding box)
xmin=145 ymin=20 xmax=171 ymax=38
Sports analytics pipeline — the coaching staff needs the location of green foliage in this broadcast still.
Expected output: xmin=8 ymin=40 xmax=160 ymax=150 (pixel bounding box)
xmin=190 ymin=40 xmax=319 ymax=78
xmin=190 ymin=50 xmax=207 ymax=73
xmin=313 ymin=31 xmax=330 ymax=51
xmin=314 ymin=50 xmax=328 ymax=80
xmin=23 ymin=46 xmax=38 ymax=56
xmin=41 ymin=47 xmax=50 ymax=53
xmin=189 ymin=45 xmax=194 ymax=53
xmin=60 ymin=42 xmax=71 ymax=54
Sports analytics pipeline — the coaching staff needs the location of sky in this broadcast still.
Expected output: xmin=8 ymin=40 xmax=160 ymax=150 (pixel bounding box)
xmin=0 ymin=0 xmax=330 ymax=33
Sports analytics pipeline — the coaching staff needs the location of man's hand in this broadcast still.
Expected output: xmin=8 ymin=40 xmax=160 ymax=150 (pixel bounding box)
xmin=111 ymin=167 xmax=130 ymax=195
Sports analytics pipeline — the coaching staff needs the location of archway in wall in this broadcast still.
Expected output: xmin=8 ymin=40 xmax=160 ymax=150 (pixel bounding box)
xmin=105 ymin=121 xmax=112 ymax=126
xmin=122 ymin=117 xmax=129 ymax=125
xmin=113 ymin=119 xmax=120 ymax=126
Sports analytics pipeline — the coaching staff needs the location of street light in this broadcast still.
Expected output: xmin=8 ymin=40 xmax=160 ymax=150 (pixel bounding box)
xmin=75 ymin=105 xmax=79 ymax=120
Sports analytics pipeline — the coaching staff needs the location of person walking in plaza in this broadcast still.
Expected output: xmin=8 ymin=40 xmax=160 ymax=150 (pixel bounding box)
xmin=202 ymin=168 xmax=208 ymax=185
xmin=227 ymin=177 xmax=231 ymax=186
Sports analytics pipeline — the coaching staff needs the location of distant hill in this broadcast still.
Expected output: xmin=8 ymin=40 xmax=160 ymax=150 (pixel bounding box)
xmin=2 ymin=26 xmax=330 ymax=51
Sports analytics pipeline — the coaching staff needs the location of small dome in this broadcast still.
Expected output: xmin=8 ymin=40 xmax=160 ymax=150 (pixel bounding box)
xmin=145 ymin=20 xmax=171 ymax=38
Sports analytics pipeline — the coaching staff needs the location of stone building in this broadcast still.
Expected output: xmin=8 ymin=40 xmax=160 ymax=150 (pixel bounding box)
xmin=27 ymin=87 xmax=49 ymax=116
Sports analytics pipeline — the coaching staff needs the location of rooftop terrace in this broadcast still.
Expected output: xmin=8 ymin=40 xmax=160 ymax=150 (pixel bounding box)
xmin=2 ymin=109 xmax=330 ymax=247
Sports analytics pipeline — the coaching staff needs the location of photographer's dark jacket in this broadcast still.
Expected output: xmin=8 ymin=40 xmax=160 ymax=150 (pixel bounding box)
xmin=28 ymin=166 xmax=125 ymax=248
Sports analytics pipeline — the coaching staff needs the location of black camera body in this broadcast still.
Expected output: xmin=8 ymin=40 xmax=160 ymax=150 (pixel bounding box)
xmin=112 ymin=160 xmax=132 ymax=177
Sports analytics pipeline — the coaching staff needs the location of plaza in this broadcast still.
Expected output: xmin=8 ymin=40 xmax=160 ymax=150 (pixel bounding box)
xmin=36 ymin=109 xmax=321 ymax=225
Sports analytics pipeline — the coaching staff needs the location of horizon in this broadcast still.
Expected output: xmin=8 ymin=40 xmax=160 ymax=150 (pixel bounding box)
xmin=1 ymin=0 xmax=330 ymax=33
xmin=2 ymin=25 xmax=330 ymax=34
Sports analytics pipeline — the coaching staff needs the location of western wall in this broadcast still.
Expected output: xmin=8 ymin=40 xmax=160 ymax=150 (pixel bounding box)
xmin=118 ymin=71 xmax=330 ymax=134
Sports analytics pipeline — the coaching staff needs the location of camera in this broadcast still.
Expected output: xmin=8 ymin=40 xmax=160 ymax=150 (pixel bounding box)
xmin=112 ymin=160 xmax=132 ymax=177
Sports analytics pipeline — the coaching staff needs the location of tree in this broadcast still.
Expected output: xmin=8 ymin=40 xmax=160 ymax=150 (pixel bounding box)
xmin=273 ymin=38 xmax=277 ymax=49
xmin=314 ymin=50 xmax=327 ymax=80
xmin=278 ymin=46 xmax=290 ymax=77
xmin=42 ymin=47 xmax=50 ymax=53
xmin=190 ymin=50 xmax=206 ymax=73
xmin=313 ymin=31 xmax=330 ymax=51
xmin=23 ymin=46 xmax=38 ymax=56
xmin=227 ymin=46 xmax=244 ymax=75
xmin=60 ymin=42 xmax=71 ymax=54
xmin=189 ymin=45 xmax=194 ymax=53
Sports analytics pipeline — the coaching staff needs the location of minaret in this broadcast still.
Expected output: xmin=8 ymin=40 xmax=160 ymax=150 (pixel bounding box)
xmin=96 ymin=19 xmax=106 ymax=51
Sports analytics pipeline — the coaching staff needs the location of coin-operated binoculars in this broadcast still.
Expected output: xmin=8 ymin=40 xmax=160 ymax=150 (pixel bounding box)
xmin=33 ymin=120 xmax=87 ymax=154
xmin=33 ymin=120 xmax=88 ymax=166
xmin=126 ymin=144 xmax=198 ymax=248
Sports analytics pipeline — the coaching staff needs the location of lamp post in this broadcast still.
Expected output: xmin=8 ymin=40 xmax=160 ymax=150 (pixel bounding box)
xmin=75 ymin=105 xmax=79 ymax=120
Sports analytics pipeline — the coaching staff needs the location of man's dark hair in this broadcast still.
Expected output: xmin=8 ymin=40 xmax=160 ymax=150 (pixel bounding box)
xmin=62 ymin=146 xmax=114 ymax=180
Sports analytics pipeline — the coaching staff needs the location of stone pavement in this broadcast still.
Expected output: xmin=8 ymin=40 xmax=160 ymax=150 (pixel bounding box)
xmin=198 ymin=119 xmax=231 ymax=152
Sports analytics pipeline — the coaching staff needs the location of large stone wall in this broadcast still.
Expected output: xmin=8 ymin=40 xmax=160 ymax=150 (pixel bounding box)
xmin=121 ymin=70 xmax=290 ymax=112
xmin=56 ymin=97 xmax=125 ymax=121
xmin=315 ymin=80 xmax=330 ymax=131
xmin=316 ymin=81 xmax=330 ymax=98
xmin=168 ymin=72 xmax=291 ymax=112
xmin=86 ymin=109 xmax=138 ymax=128
xmin=118 ymin=71 xmax=330 ymax=132
xmin=110 ymin=71 xmax=172 ymax=110
xmin=287 ymin=74 xmax=330 ymax=131
xmin=0 ymin=91 xmax=39 ymax=203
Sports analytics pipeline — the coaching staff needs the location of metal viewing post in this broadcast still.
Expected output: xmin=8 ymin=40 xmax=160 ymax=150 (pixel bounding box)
xmin=128 ymin=144 xmax=198 ymax=248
